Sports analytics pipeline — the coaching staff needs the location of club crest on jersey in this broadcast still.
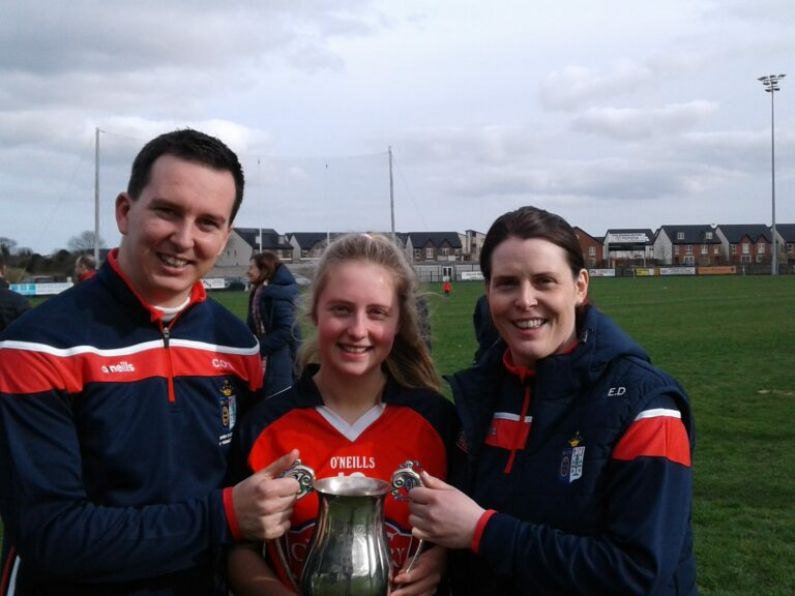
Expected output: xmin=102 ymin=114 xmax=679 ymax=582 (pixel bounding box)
xmin=559 ymin=431 xmax=585 ymax=484
xmin=219 ymin=380 xmax=237 ymax=431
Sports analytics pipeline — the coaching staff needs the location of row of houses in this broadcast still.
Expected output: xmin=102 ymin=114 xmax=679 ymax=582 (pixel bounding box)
xmin=574 ymin=223 xmax=795 ymax=268
xmin=213 ymin=224 xmax=795 ymax=276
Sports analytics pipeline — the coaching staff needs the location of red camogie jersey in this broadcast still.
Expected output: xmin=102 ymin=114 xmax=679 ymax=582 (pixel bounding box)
xmin=232 ymin=368 xmax=458 ymax=590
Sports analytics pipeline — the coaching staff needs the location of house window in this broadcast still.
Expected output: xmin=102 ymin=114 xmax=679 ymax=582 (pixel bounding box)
xmin=705 ymin=232 xmax=713 ymax=240
xmin=588 ymin=246 xmax=596 ymax=256
xmin=787 ymin=243 xmax=794 ymax=254
xmin=441 ymin=247 xmax=450 ymax=256
xmin=758 ymin=244 xmax=765 ymax=254
xmin=677 ymin=232 xmax=685 ymax=240
xmin=742 ymin=243 xmax=750 ymax=254
xmin=425 ymin=247 xmax=434 ymax=259
xmin=701 ymin=245 xmax=708 ymax=255
xmin=414 ymin=249 xmax=422 ymax=260
xmin=683 ymin=255 xmax=695 ymax=265
xmin=714 ymin=247 xmax=720 ymax=255
xmin=685 ymin=245 xmax=693 ymax=255
xmin=731 ymin=245 xmax=737 ymax=255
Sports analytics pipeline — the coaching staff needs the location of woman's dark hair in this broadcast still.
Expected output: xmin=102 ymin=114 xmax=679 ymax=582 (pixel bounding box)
xmin=250 ymin=251 xmax=281 ymax=284
xmin=127 ymin=129 xmax=245 ymax=223
xmin=480 ymin=206 xmax=586 ymax=281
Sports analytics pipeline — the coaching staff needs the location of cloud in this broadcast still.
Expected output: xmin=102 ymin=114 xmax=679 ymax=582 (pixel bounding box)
xmin=539 ymin=61 xmax=655 ymax=111
xmin=571 ymin=101 xmax=719 ymax=140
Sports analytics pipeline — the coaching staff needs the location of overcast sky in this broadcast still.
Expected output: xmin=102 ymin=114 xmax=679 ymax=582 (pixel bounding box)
xmin=1 ymin=0 xmax=794 ymax=253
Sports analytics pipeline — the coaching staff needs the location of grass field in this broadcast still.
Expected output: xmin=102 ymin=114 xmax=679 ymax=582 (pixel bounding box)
xmin=7 ymin=275 xmax=795 ymax=593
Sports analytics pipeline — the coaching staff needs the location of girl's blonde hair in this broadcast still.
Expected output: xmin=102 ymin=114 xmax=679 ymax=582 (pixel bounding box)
xmin=299 ymin=233 xmax=440 ymax=393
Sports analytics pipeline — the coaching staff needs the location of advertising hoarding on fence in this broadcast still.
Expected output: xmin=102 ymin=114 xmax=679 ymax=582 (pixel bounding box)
xmin=460 ymin=271 xmax=484 ymax=281
xmin=10 ymin=282 xmax=73 ymax=296
xmin=659 ymin=267 xmax=696 ymax=276
xmin=201 ymin=278 xmax=227 ymax=290
xmin=588 ymin=269 xmax=616 ymax=277
xmin=698 ymin=266 xmax=737 ymax=275
xmin=634 ymin=268 xmax=657 ymax=276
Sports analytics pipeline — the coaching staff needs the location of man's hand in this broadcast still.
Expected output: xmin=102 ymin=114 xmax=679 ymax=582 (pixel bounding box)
xmin=408 ymin=471 xmax=485 ymax=549
xmin=233 ymin=449 xmax=301 ymax=540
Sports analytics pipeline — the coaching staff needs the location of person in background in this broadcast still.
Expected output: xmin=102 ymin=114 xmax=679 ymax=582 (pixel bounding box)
xmin=73 ymin=254 xmax=98 ymax=283
xmin=247 ymin=251 xmax=301 ymax=398
xmin=442 ymin=279 xmax=452 ymax=298
xmin=471 ymin=293 xmax=498 ymax=364
xmin=246 ymin=252 xmax=271 ymax=380
xmin=415 ymin=293 xmax=432 ymax=352
xmin=228 ymin=233 xmax=458 ymax=596
xmin=0 ymin=253 xmax=31 ymax=333
xmin=0 ymin=129 xmax=301 ymax=595
xmin=408 ymin=206 xmax=696 ymax=595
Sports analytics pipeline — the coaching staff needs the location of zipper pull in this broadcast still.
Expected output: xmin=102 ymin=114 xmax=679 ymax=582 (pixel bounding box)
xmin=162 ymin=325 xmax=170 ymax=348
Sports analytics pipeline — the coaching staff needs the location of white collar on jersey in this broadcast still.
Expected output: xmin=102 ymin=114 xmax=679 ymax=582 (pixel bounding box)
xmin=315 ymin=403 xmax=386 ymax=442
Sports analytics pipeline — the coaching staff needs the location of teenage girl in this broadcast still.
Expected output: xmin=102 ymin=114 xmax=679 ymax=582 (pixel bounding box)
xmin=229 ymin=233 xmax=458 ymax=596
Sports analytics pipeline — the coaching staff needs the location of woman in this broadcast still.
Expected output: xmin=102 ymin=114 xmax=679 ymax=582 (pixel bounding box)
xmin=408 ymin=207 xmax=696 ymax=595
xmin=230 ymin=234 xmax=458 ymax=595
xmin=246 ymin=252 xmax=302 ymax=398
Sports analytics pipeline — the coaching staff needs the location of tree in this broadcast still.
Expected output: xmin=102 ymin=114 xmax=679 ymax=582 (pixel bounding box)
xmin=67 ymin=231 xmax=105 ymax=254
xmin=0 ymin=237 xmax=17 ymax=258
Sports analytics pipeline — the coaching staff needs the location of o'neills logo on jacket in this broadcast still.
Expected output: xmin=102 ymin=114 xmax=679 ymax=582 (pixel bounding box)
xmin=101 ymin=361 xmax=136 ymax=374
xmin=329 ymin=455 xmax=376 ymax=470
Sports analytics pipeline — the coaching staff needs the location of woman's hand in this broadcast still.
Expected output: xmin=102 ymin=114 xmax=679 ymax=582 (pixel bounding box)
xmin=408 ymin=471 xmax=485 ymax=549
xmin=391 ymin=544 xmax=446 ymax=596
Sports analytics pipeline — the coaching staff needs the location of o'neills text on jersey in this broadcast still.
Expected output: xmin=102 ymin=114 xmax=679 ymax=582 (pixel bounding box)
xmin=101 ymin=361 xmax=136 ymax=373
xmin=329 ymin=456 xmax=376 ymax=470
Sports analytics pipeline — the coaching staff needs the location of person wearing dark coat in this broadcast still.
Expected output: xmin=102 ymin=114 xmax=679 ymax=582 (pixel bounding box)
xmin=0 ymin=255 xmax=31 ymax=333
xmin=472 ymin=293 xmax=499 ymax=364
xmin=246 ymin=252 xmax=302 ymax=398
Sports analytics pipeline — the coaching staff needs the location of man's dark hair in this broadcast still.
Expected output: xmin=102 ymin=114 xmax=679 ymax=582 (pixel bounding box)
xmin=127 ymin=129 xmax=245 ymax=223
xmin=480 ymin=205 xmax=585 ymax=281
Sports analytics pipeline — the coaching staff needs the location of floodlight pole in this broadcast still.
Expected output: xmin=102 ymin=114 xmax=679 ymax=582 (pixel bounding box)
xmin=758 ymin=74 xmax=785 ymax=275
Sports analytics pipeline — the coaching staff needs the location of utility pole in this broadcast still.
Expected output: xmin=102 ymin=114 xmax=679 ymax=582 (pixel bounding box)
xmin=388 ymin=146 xmax=395 ymax=241
xmin=94 ymin=127 xmax=102 ymax=263
xmin=758 ymin=74 xmax=785 ymax=275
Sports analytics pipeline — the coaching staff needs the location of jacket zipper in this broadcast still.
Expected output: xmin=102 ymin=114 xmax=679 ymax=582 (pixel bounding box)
xmin=161 ymin=324 xmax=177 ymax=403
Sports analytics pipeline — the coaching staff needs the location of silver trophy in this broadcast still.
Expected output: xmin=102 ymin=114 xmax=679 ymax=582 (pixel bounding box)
xmin=300 ymin=476 xmax=392 ymax=596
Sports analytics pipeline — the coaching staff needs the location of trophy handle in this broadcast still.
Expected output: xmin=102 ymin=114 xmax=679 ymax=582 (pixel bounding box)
xmin=267 ymin=458 xmax=316 ymax=591
xmin=390 ymin=461 xmax=425 ymax=573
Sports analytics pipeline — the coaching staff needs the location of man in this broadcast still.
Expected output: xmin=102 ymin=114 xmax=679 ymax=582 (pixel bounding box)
xmin=0 ymin=254 xmax=31 ymax=332
xmin=0 ymin=130 xmax=300 ymax=595
xmin=73 ymin=253 xmax=97 ymax=283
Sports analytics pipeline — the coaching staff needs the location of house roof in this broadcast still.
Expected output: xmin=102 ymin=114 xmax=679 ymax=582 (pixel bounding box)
xmin=573 ymin=226 xmax=601 ymax=243
xmin=658 ymin=225 xmax=722 ymax=245
xmin=717 ymin=224 xmax=771 ymax=243
xmin=234 ymin=227 xmax=293 ymax=251
xmin=406 ymin=232 xmax=462 ymax=249
xmin=775 ymin=223 xmax=795 ymax=241
xmin=288 ymin=232 xmax=335 ymax=250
